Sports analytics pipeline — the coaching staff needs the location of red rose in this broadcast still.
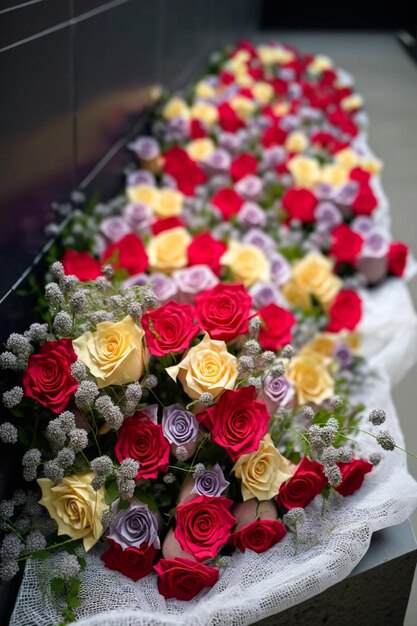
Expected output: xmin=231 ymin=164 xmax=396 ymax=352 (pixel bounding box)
xmin=218 ymin=102 xmax=245 ymax=132
xmin=174 ymin=495 xmax=235 ymax=561
xmin=258 ymin=304 xmax=296 ymax=351
xmin=230 ymin=153 xmax=258 ymax=181
xmin=142 ymin=301 xmax=199 ymax=356
xmin=102 ymin=233 xmax=148 ymax=276
xmin=102 ymin=540 xmax=157 ymax=582
xmin=187 ymin=232 xmax=227 ymax=276
xmin=154 ymin=557 xmax=219 ymax=600
xmin=195 ymin=283 xmax=251 ymax=342
xmin=219 ymin=71 xmax=235 ymax=86
xmin=22 ymin=339 xmax=78 ymax=414
xmin=388 ymin=242 xmax=408 ymax=277
xmin=276 ymin=457 xmax=327 ymax=510
xmin=229 ymin=519 xmax=287 ymax=553
xmin=330 ymin=224 xmax=364 ymax=266
xmin=163 ymin=147 xmax=207 ymax=196
xmin=152 ymin=216 xmax=184 ymax=235
xmin=327 ymin=290 xmax=362 ymax=332
xmin=61 ymin=250 xmax=102 ymax=282
xmin=282 ymin=188 xmax=318 ymax=223
xmin=190 ymin=118 xmax=207 ymax=139
xmin=349 ymin=167 xmax=371 ymax=185
xmin=336 ymin=459 xmax=373 ymax=496
xmin=197 ymin=386 xmax=270 ymax=460
xmin=211 ymin=188 xmax=244 ymax=220
xmin=328 ymin=108 xmax=358 ymax=137
xmin=261 ymin=125 xmax=288 ymax=147
xmin=115 ymin=412 xmax=170 ymax=480
xmin=351 ymin=184 xmax=378 ymax=216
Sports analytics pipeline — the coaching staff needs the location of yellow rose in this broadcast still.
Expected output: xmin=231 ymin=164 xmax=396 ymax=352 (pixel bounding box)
xmin=272 ymin=102 xmax=290 ymax=117
xmin=166 ymin=333 xmax=238 ymax=400
xmin=291 ymin=252 xmax=342 ymax=309
xmin=233 ymin=435 xmax=292 ymax=501
xmin=340 ymin=94 xmax=364 ymax=112
xmin=195 ymin=81 xmax=216 ymax=99
xmin=320 ymin=164 xmax=349 ymax=187
xmin=287 ymin=155 xmax=321 ymax=188
xmin=285 ymin=131 xmax=309 ymax=153
xmin=155 ymin=188 xmax=183 ymax=218
xmin=73 ymin=315 xmax=145 ymax=388
xmin=147 ymin=227 xmax=191 ymax=274
xmin=257 ymin=45 xmax=294 ymax=66
xmin=300 ymin=333 xmax=338 ymax=358
xmin=360 ymin=157 xmax=383 ymax=176
xmin=286 ymin=354 xmax=334 ymax=405
xmin=334 ymin=148 xmax=360 ymax=169
xmin=283 ymin=279 xmax=312 ymax=310
xmin=38 ymin=472 xmax=107 ymax=551
xmin=162 ymin=97 xmax=190 ymax=120
xmin=229 ymin=96 xmax=256 ymax=121
xmin=233 ymin=50 xmax=251 ymax=64
xmin=186 ymin=138 xmax=215 ymax=162
xmin=190 ymin=101 xmax=218 ymax=126
xmin=252 ymin=81 xmax=274 ymax=104
xmin=308 ymin=54 xmax=333 ymax=75
xmin=220 ymin=241 xmax=270 ymax=288
xmin=235 ymin=73 xmax=254 ymax=88
xmin=126 ymin=184 xmax=159 ymax=208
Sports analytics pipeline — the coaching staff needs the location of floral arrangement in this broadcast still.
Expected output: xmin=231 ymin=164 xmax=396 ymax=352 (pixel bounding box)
xmin=0 ymin=40 xmax=414 ymax=625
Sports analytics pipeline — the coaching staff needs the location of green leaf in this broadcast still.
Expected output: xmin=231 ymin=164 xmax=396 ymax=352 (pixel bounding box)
xmin=134 ymin=489 xmax=158 ymax=512
xmin=51 ymin=577 xmax=66 ymax=593
xmin=68 ymin=597 xmax=81 ymax=610
xmin=68 ymin=578 xmax=80 ymax=597
xmin=33 ymin=549 xmax=49 ymax=560
xmin=104 ymin=480 xmax=119 ymax=505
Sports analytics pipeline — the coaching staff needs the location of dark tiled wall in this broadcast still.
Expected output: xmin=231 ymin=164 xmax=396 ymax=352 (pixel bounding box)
xmin=0 ymin=0 xmax=261 ymax=302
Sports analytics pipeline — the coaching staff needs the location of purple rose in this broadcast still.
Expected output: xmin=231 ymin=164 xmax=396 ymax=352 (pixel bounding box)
xmin=242 ymin=228 xmax=276 ymax=255
xmin=107 ymin=500 xmax=160 ymax=549
xmin=334 ymin=180 xmax=360 ymax=206
xmin=315 ymin=202 xmax=342 ymax=230
xmin=100 ymin=217 xmax=132 ymax=242
xmin=203 ymin=149 xmax=231 ymax=175
xmin=148 ymin=273 xmax=178 ymax=303
xmin=351 ymin=216 xmax=374 ymax=236
xmin=122 ymin=273 xmax=149 ymax=290
xmin=269 ymin=253 xmax=292 ymax=287
xmin=356 ymin=230 xmax=389 ymax=284
xmin=362 ymin=231 xmax=389 ymax=258
xmin=218 ymin=132 xmax=241 ymax=154
xmin=172 ymin=265 xmax=218 ymax=303
xmin=162 ymin=403 xmax=199 ymax=446
xmin=333 ymin=343 xmax=353 ymax=369
xmin=128 ymin=136 xmax=160 ymax=161
xmin=250 ymin=281 xmax=284 ymax=310
xmin=235 ymin=175 xmax=263 ymax=201
xmin=191 ymin=464 xmax=229 ymax=498
xmin=257 ymin=373 xmax=294 ymax=416
xmin=237 ymin=202 xmax=267 ymax=229
xmin=260 ymin=146 xmax=287 ymax=170
xmin=314 ymin=183 xmax=337 ymax=201
xmin=126 ymin=170 xmax=155 ymax=187
xmin=279 ymin=115 xmax=299 ymax=132
xmin=123 ymin=202 xmax=154 ymax=233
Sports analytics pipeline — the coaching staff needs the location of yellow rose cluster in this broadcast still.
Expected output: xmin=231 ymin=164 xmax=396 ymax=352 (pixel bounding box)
xmin=283 ymin=252 xmax=342 ymax=311
xmin=127 ymin=184 xmax=183 ymax=218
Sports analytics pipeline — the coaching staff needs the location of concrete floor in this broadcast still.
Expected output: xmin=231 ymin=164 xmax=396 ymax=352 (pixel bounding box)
xmin=259 ymin=31 xmax=417 ymax=624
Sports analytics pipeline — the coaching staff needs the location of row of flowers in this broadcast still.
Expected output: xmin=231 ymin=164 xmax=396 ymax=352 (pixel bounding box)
xmin=0 ymin=40 xmax=404 ymax=621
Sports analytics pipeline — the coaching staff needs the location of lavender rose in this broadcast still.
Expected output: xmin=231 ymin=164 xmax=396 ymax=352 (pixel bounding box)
xmin=172 ymin=265 xmax=218 ymax=303
xmin=235 ymin=175 xmax=263 ymax=201
xmin=334 ymin=180 xmax=360 ymax=206
xmin=191 ymin=464 xmax=230 ymax=498
xmin=257 ymin=373 xmax=294 ymax=416
xmin=162 ymin=403 xmax=199 ymax=446
xmin=107 ymin=500 xmax=160 ymax=549
xmin=126 ymin=170 xmax=155 ymax=187
xmin=237 ymin=202 xmax=267 ymax=229
xmin=204 ymin=149 xmax=231 ymax=175
xmin=333 ymin=343 xmax=353 ymax=369
xmin=100 ymin=217 xmax=131 ymax=242
xmin=314 ymin=202 xmax=342 ymax=231
xmin=250 ymin=281 xmax=284 ymax=310
xmin=123 ymin=202 xmax=154 ymax=233
xmin=148 ymin=273 xmax=178 ymax=302
xmin=242 ymin=228 xmax=276 ymax=255
xmin=128 ymin=136 xmax=160 ymax=161
xmin=269 ymin=253 xmax=292 ymax=287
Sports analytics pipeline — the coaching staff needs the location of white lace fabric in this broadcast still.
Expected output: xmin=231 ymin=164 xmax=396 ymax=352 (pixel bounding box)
xmin=10 ymin=139 xmax=417 ymax=626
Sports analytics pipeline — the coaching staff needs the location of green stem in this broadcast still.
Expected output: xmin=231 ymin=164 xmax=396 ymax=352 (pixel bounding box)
xmin=17 ymin=537 xmax=78 ymax=561
xmin=351 ymin=427 xmax=417 ymax=461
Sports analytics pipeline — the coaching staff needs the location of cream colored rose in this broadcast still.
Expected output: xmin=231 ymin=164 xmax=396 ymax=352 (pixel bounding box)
xmin=285 ymin=131 xmax=309 ymax=153
xmin=334 ymin=147 xmax=361 ymax=169
xmin=190 ymin=102 xmax=218 ymax=126
xmin=257 ymin=45 xmax=294 ymax=66
xmin=360 ymin=157 xmax=383 ymax=176
xmin=252 ymin=81 xmax=274 ymax=104
xmin=162 ymin=97 xmax=190 ymax=120
xmin=272 ymin=102 xmax=290 ymax=117
xmin=235 ymin=73 xmax=254 ymax=88
xmin=233 ymin=434 xmax=292 ymax=501
xmin=73 ymin=315 xmax=145 ymax=388
xmin=286 ymin=354 xmax=334 ymax=405
xmin=195 ymin=81 xmax=216 ymax=99
xmin=320 ymin=164 xmax=349 ymax=187
xmin=186 ymin=138 xmax=215 ymax=162
xmin=340 ymin=94 xmax=364 ymax=112
xmin=38 ymin=472 xmax=107 ymax=551
xmin=308 ymin=54 xmax=333 ymax=75
xmin=155 ymin=188 xmax=183 ymax=218
xmin=301 ymin=331 xmax=361 ymax=359
xmin=229 ymin=96 xmax=256 ymax=121
xmin=287 ymin=155 xmax=321 ymax=188
xmin=147 ymin=227 xmax=191 ymax=274
xmin=126 ymin=184 xmax=159 ymax=207
xmin=166 ymin=333 xmax=238 ymax=400
xmin=220 ymin=241 xmax=270 ymax=288
xmin=291 ymin=252 xmax=342 ymax=309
